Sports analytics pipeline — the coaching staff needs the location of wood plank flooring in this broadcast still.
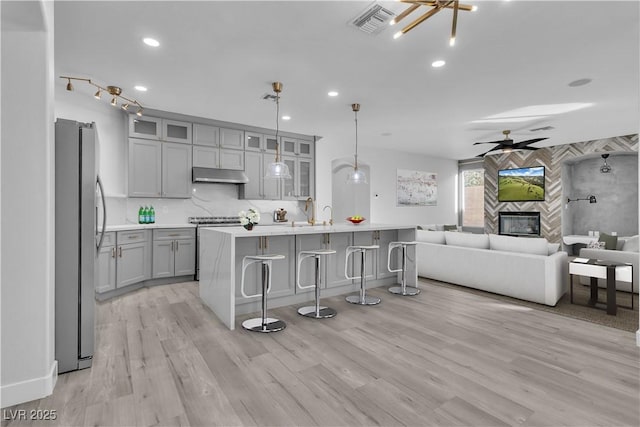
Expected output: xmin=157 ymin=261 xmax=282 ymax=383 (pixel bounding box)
xmin=4 ymin=279 xmax=639 ymax=427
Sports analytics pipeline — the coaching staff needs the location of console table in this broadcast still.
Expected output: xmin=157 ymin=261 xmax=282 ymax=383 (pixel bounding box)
xmin=569 ymin=258 xmax=633 ymax=315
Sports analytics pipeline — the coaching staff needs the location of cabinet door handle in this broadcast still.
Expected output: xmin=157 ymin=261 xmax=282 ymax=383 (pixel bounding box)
xmin=111 ymin=247 xmax=116 ymax=258
xmin=264 ymin=237 xmax=268 ymax=249
xmin=168 ymin=233 xmax=180 ymax=237
xmin=118 ymin=246 xmax=123 ymax=257
xmin=128 ymin=235 xmax=137 ymax=239
xmin=175 ymin=240 xmax=179 ymax=251
xmin=328 ymin=234 xmax=331 ymax=245
xmin=170 ymin=241 xmax=174 ymax=251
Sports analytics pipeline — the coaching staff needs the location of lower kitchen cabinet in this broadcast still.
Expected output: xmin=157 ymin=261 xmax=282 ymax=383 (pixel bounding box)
xmin=235 ymin=235 xmax=294 ymax=303
xmin=295 ymin=232 xmax=353 ymax=292
xmin=95 ymin=232 xmax=116 ymax=293
xmin=353 ymin=229 xmax=398 ymax=281
xmin=116 ymin=230 xmax=152 ymax=288
xmin=152 ymin=228 xmax=196 ymax=278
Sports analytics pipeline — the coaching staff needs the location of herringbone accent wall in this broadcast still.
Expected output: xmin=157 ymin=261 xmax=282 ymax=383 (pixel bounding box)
xmin=484 ymin=134 xmax=638 ymax=243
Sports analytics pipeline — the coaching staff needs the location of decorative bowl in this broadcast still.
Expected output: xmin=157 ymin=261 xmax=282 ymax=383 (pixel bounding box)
xmin=347 ymin=217 xmax=366 ymax=224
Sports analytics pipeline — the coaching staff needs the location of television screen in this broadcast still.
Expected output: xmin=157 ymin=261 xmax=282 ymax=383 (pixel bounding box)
xmin=498 ymin=166 xmax=545 ymax=202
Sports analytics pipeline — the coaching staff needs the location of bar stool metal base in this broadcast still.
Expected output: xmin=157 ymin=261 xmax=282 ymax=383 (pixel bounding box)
xmin=242 ymin=317 xmax=286 ymax=333
xmin=345 ymin=294 xmax=381 ymax=305
xmin=388 ymin=285 xmax=420 ymax=296
xmin=297 ymin=306 xmax=337 ymax=318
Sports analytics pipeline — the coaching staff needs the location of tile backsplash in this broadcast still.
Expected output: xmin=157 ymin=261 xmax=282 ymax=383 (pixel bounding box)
xmin=105 ymin=183 xmax=318 ymax=225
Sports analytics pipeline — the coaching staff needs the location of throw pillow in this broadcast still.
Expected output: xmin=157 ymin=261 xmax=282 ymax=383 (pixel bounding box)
xmin=547 ymin=243 xmax=560 ymax=255
xmin=622 ymin=235 xmax=639 ymax=252
xmin=443 ymin=224 xmax=458 ymax=231
xmin=488 ymin=234 xmax=549 ymax=256
xmin=587 ymin=241 xmax=606 ymax=249
xmin=417 ymin=230 xmax=446 ymax=244
xmin=444 ymin=231 xmax=489 ymax=249
xmin=598 ymin=232 xmax=618 ymax=250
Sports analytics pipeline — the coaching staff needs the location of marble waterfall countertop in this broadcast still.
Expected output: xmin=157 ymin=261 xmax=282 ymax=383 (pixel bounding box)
xmin=101 ymin=223 xmax=197 ymax=232
xmin=200 ymin=223 xmax=415 ymax=237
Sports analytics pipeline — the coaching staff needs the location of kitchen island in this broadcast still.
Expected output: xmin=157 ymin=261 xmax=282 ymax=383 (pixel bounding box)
xmin=199 ymin=223 xmax=417 ymax=329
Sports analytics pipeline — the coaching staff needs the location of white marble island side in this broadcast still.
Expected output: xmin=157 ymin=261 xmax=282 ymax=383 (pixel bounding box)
xmin=199 ymin=223 xmax=417 ymax=330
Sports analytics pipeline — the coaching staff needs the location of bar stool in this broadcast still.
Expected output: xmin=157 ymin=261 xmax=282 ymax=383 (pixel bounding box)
xmin=296 ymin=249 xmax=337 ymax=318
xmin=387 ymin=241 xmax=420 ymax=296
xmin=345 ymin=245 xmax=381 ymax=305
xmin=240 ymin=254 xmax=286 ymax=333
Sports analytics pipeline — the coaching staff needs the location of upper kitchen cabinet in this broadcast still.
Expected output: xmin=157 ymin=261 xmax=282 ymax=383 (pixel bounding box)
xmin=128 ymin=115 xmax=191 ymax=144
xmin=220 ymin=128 xmax=244 ymax=150
xmin=193 ymin=123 xmax=219 ymax=147
xmin=163 ymin=119 xmax=192 ymax=144
xmin=128 ymin=138 xmax=192 ymax=198
xmin=281 ymin=136 xmax=314 ymax=158
xmin=129 ymin=116 xmax=162 ymax=140
xmin=281 ymin=155 xmax=314 ymax=200
xmin=245 ymin=132 xmax=278 ymax=154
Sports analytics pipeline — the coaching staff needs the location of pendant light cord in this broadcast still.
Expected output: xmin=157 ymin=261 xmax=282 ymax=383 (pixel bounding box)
xmin=354 ymin=109 xmax=359 ymax=170
xmin=275 ymin=92 xmax=280 ymax=162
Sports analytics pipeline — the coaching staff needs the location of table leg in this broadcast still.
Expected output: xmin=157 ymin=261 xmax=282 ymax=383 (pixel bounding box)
xmin=606 ymin=265 xmax=617 ymax=315
xmin=570 ymin=273 xmax=574 ymax=304
xmin=589 ymin=277 xmax=598 ymax=306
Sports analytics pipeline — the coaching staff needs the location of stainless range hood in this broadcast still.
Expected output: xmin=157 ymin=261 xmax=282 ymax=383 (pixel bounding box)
xmin=192 ymin=167 xmax=249 ymax=184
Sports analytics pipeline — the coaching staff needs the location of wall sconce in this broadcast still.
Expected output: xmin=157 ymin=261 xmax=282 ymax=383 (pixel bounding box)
xmin=567 ymin=195 xmax=597 ymax=204
xmin=60 ymin=76 xmax=144 ymax=116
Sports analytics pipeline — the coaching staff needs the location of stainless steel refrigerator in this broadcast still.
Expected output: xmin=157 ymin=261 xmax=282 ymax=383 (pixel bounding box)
xmin=55 ymin=118 xmax=106 ymax=374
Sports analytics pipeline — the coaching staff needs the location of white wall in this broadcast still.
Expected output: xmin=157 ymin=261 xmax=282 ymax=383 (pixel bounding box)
xmin=316 ymin=139 xmax=458 ymax=226
xmin=1 ymin=0 xmax=57 ymax=407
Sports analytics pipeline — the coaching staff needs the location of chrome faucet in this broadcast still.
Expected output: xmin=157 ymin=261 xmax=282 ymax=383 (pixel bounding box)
xmin=304 ymin=197 xmax=316 ymax=225
xmin=323 ymin=205 xmax=333 ymax=226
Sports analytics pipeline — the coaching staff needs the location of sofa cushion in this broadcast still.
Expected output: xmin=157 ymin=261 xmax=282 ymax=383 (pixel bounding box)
xmin=445 ymin=231 xmax=489 ymax=249
xmin=489 ymin=234 xmax=549 ymax=256
xmin=416 ymin=230 xmax=446 ymax=244
xmin=587 ymin=241 xmax=606 ymax=249
xmin=417 ymin=224 xmax=443 ymax=231
xmin=547 ymin=243 xmax=560 ymax=255
xmin=622 ymin=235 xmax=639 ymax=252
xmin=443 ymin=224 xmax=458 ymax=231
xmin=598 ymin=232 xmax=618 ymax=250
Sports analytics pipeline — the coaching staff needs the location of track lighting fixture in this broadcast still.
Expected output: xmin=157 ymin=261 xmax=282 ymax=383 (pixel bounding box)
xmin=264 ymin=82 xmax=291 ymax=180
xmin=390 ymin=0 xmax=476 ymax=46
xmin=60 ymin=76 xmax=144 ymax=116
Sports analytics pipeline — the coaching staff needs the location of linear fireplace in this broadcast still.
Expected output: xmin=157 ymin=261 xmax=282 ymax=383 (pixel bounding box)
xmin=499 ymin=211 xmax=541 ymax=237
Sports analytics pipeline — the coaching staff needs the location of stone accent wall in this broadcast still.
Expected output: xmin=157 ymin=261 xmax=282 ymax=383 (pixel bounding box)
xmin=483 ymin=134 xmax=638 ymax=243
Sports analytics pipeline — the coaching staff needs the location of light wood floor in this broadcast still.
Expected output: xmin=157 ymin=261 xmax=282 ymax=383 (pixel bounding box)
xmin=4 ymin=279 xmax=639 ymax=427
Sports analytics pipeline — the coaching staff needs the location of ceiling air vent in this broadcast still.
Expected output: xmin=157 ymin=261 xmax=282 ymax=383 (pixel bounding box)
xmin=261 ymin=93 xmax=277 ymax=102
xmin=349 ymin=3 xmax=395 ymax=35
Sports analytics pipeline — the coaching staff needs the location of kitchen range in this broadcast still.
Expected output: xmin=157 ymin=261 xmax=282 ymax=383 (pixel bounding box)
xmin=189 ymin=216 xmax=241 ymax=279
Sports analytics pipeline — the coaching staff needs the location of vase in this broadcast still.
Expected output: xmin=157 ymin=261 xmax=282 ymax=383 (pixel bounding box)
xmin=244 ymin=223 xmax=254 ymax=231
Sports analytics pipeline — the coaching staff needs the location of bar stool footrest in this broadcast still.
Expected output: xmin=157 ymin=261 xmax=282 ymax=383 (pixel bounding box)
xmin=297 ymin=306 xmax=337 ymax=318
xmin=388 ymin=285 xmax=420 ymax=296
xmin=242 ymin=317 xmax=286 ymax=333
xmin=346 ymin=294 xmax=381 ymax=305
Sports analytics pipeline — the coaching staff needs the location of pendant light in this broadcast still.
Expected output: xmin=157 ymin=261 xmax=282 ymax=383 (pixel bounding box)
xmin=347 ymin=103 xmax=368 ymax=184
xmin=600 ymin=153 xmax=612 ymax=173
xmin=264 ymin=81 xmax=291 ymax=180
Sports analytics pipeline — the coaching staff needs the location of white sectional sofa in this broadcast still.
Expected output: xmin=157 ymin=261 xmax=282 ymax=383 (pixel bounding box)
xmin=415 ymin=230 xmax=568 ymax=306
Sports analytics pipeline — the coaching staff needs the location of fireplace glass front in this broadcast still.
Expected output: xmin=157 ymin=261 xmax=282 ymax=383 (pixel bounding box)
xmin=499 ymin=211 xmax=541 ymax=237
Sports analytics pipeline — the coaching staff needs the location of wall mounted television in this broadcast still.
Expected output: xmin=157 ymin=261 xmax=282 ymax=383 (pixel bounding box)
xmin=498 ymin=166 xmax=545 ymax=202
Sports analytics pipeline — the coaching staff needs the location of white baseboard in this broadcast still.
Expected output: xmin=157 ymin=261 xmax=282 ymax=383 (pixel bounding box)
xmin=0 ymin=361 xmax=57 ymax=408
xmin=637 ymin=329 xmax=640 ymax=347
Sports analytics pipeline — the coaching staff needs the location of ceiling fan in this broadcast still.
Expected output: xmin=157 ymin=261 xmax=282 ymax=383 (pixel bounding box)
xmin=474 ymin=130 xmax=548 ymax=157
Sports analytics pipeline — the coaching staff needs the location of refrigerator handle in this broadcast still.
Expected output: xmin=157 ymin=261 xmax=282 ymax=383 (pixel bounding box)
xmin=96 ymin=175 xmax=107 ymax=252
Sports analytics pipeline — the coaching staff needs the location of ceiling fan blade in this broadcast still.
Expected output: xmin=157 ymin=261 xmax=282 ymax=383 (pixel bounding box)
xmin=514 ymin=137 xmax=549 ymax=147
xmin=475 ymin=144 xmax=505 ymax=157
xmin=473 ymin=140 xmax=503 ymax=145
xmin=517 ymin=146 xmax=540 ymax=151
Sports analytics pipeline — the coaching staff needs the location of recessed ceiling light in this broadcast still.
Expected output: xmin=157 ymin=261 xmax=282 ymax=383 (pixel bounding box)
xmin=431 ymin=60 xmax=446 ymax=68
xmin=134 ymin=85 xmax=147 ymax=92
xmin=143 ymin=37 xmax=160 ymax=47
xmin=568 ymin=78 xmax=592 ymax=87
xmin=282 ymin=115 xmax=291 ymax=121
xmin=328 ymin=91 xmax=339 ymax=97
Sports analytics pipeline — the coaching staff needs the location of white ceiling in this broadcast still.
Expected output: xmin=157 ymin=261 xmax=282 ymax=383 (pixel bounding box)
xmin=54 ymin=1 xmax=640 ymax=160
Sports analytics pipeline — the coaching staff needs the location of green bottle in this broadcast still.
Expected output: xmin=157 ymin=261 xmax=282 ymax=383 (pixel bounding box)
xmin=149 ymin=206 xmax=155 ymax=224
xmin=143 ymin=206 xmax=149 ymax=224
xmin=138 ymin=206 xmax=144 ymax=224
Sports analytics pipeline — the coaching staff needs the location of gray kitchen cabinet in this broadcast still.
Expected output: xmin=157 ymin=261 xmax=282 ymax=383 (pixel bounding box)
xmin=244 ymin=132 xmax=278 ymax=154
xmin=240 ymin=151 xmax=280 ymax=200
xmin=129 ymin=116 xmax=162 ymax=140
xmin=281 ymin=136 xmax=313 ymax=158
xmin=193 ymin=145 xmax=219 ymax=168
xmin=95 ymin=232 xmax=116 ymax=293
xmin=220 ymin=128 xmax=244 ymax=150
xmin=116 ymin=230 xmax=151 ymax=288
xmin=128 ymin=138 xmax=191 ymax=198
xmin=281 ymin=155 xmax=314 ymax=200
xmin=193 ymin=123 xmax=219 ymax=147
xmin=128 ymin=138 xmax=162 ymax=197
xmin=163 ymin=119 xmax=192 ymax=144
xmin=295 ymin=232 xmax=353 ymax=292
xmin=162 ymin=142 xmax=192 ymax=198
xmin=375 ymin=229 xmax=399 ymax=280
xmin=152 ymin=228 xmax=196 ymax=278
xmin=353 ymin=230 xmax=398 ymax=281
xmin=235 ymin=235 xmax=294 ymax=303
xmin=220 ymin=148 xmax=244 ymax=170
xmin=262 ymin=155 xmax=281 ymax=199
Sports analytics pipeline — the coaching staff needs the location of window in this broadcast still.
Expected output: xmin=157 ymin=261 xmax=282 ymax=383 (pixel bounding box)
xmin=459 ymin=162 xmax=485 ymax=230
